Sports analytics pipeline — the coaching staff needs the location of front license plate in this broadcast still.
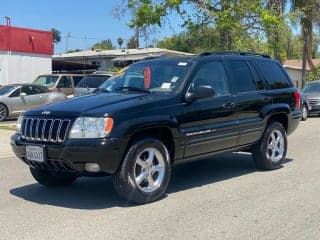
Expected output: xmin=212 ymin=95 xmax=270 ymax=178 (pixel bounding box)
xmin=26 ymin=146 xmax=44 ymax=162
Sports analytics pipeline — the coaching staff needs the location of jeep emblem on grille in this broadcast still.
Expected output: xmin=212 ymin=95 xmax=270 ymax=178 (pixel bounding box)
xmin=41 ymin=111 xmax=51 ymax=115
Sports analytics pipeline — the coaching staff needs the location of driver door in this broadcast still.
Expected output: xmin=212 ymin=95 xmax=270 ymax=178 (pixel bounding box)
xmin=178 ymin=60 xmax=238 ymax=158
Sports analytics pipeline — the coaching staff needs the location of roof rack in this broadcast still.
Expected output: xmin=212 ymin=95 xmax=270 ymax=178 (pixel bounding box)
xmin=199 ymin=51 xmax=271 ymax=58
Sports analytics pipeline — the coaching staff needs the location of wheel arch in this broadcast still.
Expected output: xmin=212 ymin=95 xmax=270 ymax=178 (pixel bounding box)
xmin=267 ymin=112 xmax=289 ymax=132
xmin=124 ymin=126 xmax=175 ymax=163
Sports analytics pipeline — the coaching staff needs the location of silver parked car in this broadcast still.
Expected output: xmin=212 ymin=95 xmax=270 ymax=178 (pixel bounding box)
xmin=302 ymin=80 xmax=320 ymax=116
xmin=0 ymin=84 xmax=66 ymax=121
xmin=74 ymin=72 xmax=113 ymax=97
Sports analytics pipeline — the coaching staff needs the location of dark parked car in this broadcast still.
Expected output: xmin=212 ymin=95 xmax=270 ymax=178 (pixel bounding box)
xmin=11 ymin=52 xmax=301 ymax=204
xmin=74 ymin=72 xmax=113 ymax=97
xmin=302 ymin=80 xmax=320 ymax=116
xmin=0 ymin=84 xmax=65 ymax=122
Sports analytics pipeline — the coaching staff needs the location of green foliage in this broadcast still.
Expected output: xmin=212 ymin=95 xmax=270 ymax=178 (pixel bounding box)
xmin=92 ymin=39 xmax=115 ymax=50
xmin=127 ymin=36 xmax=139 ymax=49
xmin=66 ymin=49 xmax=82 ymax=53
xmin=307 ymin=65 xmax=320 ymax=81
xmin=51 ymin=28 xmax=61 ymax=44
xmin=122 ymin=0 xmax=319 ymax=62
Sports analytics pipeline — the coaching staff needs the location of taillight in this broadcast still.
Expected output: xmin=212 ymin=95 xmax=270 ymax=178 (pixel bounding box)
xmin=294 ymin=91 xmax=301 ymax=110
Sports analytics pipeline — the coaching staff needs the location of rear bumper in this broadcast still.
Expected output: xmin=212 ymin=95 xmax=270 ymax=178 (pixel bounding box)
xmin=11 ymin=134 xmax=125 ymax=174
xmin=287 ymin=110 xmax=301 ymax=135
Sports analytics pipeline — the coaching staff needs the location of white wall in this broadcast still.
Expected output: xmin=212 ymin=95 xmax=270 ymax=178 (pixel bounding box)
xmin=0 ymin=51 xmax=52 ymax=85
xmin=284 ymin=67 xmax=310 ymax=89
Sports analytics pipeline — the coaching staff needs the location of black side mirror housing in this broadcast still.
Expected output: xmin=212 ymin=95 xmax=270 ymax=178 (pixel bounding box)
xmin=186 ymin=85 xmax=215 ymax=103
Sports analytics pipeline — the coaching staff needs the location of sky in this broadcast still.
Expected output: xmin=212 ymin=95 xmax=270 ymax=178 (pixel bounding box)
xmin=0 ymin=0 xmax=184 ymax=54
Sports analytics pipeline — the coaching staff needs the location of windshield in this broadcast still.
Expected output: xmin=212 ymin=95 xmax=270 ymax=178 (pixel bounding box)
xmin=76 ymin=75 xmax=110 ymax=88
xmin=302 ymin=82 xmax=320 ymax=93
xmin=0 ymin=85 xmax=17 ymax=96
xmin=99 ymin=60 xmax=189 ymax=93
xmin=33 ymin=75 xmax=59 ymax=87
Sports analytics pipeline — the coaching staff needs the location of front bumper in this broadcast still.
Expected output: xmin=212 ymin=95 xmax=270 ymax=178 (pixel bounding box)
xmin=11 ymin=134 xmax=125 ymax=174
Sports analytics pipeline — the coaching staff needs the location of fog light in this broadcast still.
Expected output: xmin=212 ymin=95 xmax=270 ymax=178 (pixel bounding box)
xmin=85 ymin=163 xmax=100 ymax=172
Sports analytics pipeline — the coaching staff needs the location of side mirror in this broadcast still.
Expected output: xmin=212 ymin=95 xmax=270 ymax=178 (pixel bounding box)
xmin=20 ymin=92 xmax=27 ymax=97
xmin=185 ymin=85 xmax=215 ymax=103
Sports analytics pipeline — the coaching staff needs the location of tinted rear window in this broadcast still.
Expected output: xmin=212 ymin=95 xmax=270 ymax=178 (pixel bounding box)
xmin=256 ymin=61 xmax=291 ymax=89
xmin=76 ymin=75 xmax=110 ymax=88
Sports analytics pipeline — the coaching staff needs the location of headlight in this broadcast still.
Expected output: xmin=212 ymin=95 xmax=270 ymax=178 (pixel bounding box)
xmin=68 ymin=117 xmax=114 ymax=139
xmin=16 ymin=115 xmax=24 ymax=134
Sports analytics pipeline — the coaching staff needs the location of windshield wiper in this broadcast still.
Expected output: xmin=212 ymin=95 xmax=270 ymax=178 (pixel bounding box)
xmin=114 ymin=86 xmax=151 ymax=93
xmin=94 ymin=88 xmax=110 ymax=93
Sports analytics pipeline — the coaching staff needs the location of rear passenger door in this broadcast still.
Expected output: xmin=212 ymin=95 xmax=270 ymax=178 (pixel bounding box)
xmin=225 ymin=59 xmax=270 ymax=146
xmin=180 ymin=60 xmax=238 ymax=158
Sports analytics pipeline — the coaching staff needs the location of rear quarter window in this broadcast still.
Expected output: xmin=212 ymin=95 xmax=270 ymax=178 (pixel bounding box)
xmin=256 ymin=61 xmax=292 ymax=89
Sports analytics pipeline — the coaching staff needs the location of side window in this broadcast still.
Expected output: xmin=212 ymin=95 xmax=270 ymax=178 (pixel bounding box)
xmin=58 ymin=76 xmax=72 ymax=88
xmin=21 ymin=86 xmax=38 ymax=95
xmin=73 ymin=76 xmax=84 ymax=86
xmin=191 ymin=61 xmax=230 ymax=96
xmin=226 ymin=60 xmax=257 ymax=93
xmin=9 ymin=88 xmax=21 ymax=97
xmin=256 ymin=61 xmax=291 ymax=89
xmin=33 ymin=86 xmax=46 ymax=94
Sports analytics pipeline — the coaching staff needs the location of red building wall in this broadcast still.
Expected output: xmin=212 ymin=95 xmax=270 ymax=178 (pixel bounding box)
xmin=0 ymin=25 xmax=53 ymax=55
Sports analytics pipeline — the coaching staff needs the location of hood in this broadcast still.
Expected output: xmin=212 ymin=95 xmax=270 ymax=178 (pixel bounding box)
xmin=303 ymin=92 xmax=320 ymax=100
xmin=25 ymin=92 xmax=166 ymax=117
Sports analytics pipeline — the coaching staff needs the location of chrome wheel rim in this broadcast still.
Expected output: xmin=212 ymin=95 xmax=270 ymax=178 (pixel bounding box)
xmin=0 ymin=105 xmax=7 ymax=121
xmin=266 ymin=129 xmax=285 ymax=163
xmin=134 ymin=148 xmax=165 ymax=193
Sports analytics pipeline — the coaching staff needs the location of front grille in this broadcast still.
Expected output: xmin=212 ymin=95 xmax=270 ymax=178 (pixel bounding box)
xmin=21 ymin=117 xmax=72 ymax=143
xmin=308 ymin=99 xmax=320 ymax=106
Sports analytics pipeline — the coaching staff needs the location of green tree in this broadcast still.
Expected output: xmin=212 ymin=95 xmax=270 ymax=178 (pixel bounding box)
xmin=127 ymin=36 xmax=138 ymax=49
xmin=117 ymin=37 xmax=124 ymax=48
xmin=92 ymin=39 xmax=115 ymax=50
xmin=292 ymin=0 xmax=320 ymax=69
xmin=51 ymin=28 xmax=61 ymax=44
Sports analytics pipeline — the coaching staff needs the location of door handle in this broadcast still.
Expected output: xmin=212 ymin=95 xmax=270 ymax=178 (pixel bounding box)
xmin=223 ymin=102 xmax=236 ymax=109
xmin=263 ymin=96 xmax=272 ymax=103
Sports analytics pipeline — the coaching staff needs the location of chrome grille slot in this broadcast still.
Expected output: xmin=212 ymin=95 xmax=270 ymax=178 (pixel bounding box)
xmin=308 ymin=99 xmax=319 ymax=106
xmin=21 ymin=117 xmax=71 ymax=143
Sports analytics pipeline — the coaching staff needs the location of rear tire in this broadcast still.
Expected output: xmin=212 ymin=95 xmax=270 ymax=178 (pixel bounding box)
xmin=252 ymin=122 xmax=287 ymax=170
xmin=30 ymin=168 xmax=78 ymax=187
xmin=0 ymin=103 xmax=8 ymax=122
xmin=112 ymin=137 xmax=171 ymax=204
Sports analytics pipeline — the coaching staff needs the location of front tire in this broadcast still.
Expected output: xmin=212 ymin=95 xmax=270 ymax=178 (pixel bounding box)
xmin=301 ymin=105 xmax=308 ymax=121
xmin=252 ymin=122 xmax=287 ymax=170
xmin=112 ymin=137 xmax=171 ymax=204
xmin=0 ymin=103 xmax=8 ymax=122
xmin=30 ymin=168 xmax=78 ymax=187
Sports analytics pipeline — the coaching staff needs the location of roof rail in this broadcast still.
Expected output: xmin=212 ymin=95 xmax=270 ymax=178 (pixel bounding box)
xmin=199 ymin=51 xmax=271 ymax=58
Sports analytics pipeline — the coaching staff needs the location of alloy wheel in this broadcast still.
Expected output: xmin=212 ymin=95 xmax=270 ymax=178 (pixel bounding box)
xmin=266 ymin=129 xmax=285 ymax=163
xmin=134 ymin=147 xmax=165 ymax=193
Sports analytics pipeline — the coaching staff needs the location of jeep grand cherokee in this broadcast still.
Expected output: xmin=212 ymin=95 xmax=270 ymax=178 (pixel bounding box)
xmin=11 ymin=52 xmax=301 ymax=203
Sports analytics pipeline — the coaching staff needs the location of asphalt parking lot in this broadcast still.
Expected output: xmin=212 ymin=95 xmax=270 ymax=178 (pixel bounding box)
xmin=0 ymin=118 xmax=319 ymax=240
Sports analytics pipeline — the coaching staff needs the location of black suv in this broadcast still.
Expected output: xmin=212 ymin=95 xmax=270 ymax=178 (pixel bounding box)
xmin=11 ymin=52 xmax=301 ymax=203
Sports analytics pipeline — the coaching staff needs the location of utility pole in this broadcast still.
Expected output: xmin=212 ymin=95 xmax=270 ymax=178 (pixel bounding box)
xmin=66 ymin=32 xmax=71 ymax=52
xmin=301 ymin=31 xmax=307 ymax=89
